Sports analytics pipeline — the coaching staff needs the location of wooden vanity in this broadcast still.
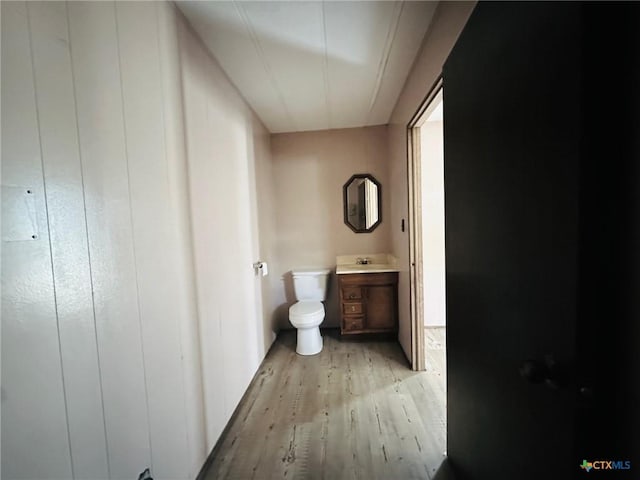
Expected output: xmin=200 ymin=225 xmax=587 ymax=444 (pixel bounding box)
xmin=338 ymin=271 xmax=398 ymax=335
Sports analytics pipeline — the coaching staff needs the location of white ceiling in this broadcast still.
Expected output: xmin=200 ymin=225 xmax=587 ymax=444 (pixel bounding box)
xmin=176 ymin=1 xmax=438 ymax=133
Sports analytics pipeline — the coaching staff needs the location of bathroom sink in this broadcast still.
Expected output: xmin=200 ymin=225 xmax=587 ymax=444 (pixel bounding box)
xmin=335 ymin=254 xmax=400 ymax=275
xmin=336 ymin=263 xmax=399 ymax=274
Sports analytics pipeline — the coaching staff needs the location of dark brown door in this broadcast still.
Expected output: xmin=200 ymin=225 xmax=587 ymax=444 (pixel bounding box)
xmin=443 ymin=3 xmax=639 ymax=479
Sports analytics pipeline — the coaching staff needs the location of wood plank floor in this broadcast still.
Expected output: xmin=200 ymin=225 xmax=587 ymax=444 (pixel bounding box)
xmin=199 ymin=328 xmax=447 ymax=480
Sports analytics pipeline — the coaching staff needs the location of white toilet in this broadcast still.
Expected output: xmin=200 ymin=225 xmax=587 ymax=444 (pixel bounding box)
xmin=289 ymin=268 xmax=330 ymax=355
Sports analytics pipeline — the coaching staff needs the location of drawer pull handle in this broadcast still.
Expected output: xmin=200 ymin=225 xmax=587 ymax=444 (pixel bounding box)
xmin=349 ymin=294 xmax=356 ymax=299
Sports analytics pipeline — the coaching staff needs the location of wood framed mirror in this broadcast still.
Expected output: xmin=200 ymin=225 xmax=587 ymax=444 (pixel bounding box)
xmin=343 ymin=174 xmax=382 ymax=233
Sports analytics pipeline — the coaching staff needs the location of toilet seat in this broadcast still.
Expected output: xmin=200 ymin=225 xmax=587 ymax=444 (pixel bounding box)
xmin=289 ymin=301 xmax=324 ymax=326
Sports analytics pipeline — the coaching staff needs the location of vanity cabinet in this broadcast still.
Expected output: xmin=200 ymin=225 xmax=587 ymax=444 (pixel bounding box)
xmin=338 ymin=272 xmax=398 ymax=335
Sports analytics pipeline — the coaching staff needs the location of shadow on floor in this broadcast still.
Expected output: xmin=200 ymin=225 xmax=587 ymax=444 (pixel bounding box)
xmin=279 ymin=327 xmax=400 ymax=351
xmin=280 ymin=327 xmax=412 ymax=372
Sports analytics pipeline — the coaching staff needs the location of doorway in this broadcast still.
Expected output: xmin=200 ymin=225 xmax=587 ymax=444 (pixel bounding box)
xmin=418 ymin=89 xmax=446 ymax=382
xmin=407 ymin=80 xmax=445 ymax=373
xmin=407 ymin=79 xmax=447 ymax=460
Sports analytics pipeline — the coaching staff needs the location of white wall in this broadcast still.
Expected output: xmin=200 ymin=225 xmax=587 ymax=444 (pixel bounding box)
xmin=1 ymin=2 xmax=276 ymax=479
xmin=251 ymin=115 xmax=280 ymax=355
xmin=420 ymin=120 xmax=446 ymax=327
xmin=270 ymin=126 xmax=392 ymax=329
xmin=388 ymin=2 xmax=476 ymax=358
xmin=177 ymin=11 xmax=276 ymax=451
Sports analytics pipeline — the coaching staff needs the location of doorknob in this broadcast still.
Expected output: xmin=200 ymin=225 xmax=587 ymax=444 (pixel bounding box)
xmin=519 ymin=354 xmax=567 ymax=389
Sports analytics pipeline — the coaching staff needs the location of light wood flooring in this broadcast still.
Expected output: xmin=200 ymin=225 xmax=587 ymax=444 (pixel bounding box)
xmin=199 ymin=328 xmax=447 ymax=480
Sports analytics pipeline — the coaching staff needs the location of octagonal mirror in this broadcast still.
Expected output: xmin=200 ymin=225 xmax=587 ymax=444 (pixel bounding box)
xmin=343 ymin=174 xmax=382 ymax=233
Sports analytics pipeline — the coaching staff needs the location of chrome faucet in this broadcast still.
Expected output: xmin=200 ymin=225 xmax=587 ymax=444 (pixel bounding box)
xmin=356 ymin=257 xmax=370 ymax=265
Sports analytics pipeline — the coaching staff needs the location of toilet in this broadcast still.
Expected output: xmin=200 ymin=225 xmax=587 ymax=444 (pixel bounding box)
xmin=289 ymin=268 xmax=330 ymax=355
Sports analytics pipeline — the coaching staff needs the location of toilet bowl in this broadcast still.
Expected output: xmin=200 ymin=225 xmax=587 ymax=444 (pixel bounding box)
xmin=289 ymin=268 xmax=330 ymax=355
xmin=289 ymin=301 xmax=324 ymax=355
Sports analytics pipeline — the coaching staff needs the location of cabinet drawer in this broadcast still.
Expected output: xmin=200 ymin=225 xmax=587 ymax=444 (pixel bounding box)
xmin=343 ymin=316 xmax=364 ymax=331
xmin=343 ymin=302 xmax=363 ymax=315
xmin=342 ymin=286 xmax=362 ymax=300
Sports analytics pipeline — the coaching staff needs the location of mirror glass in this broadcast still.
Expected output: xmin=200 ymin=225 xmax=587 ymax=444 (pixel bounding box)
xmin=343 ymin=174 xmax=382 ymax=233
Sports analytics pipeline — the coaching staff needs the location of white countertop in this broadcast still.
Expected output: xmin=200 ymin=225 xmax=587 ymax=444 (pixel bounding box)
xmin=335 ymin=253 xmax=400 ymax=275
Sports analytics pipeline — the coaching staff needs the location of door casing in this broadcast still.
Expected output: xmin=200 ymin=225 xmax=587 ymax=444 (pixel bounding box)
xmin=406 ymin=78 xmax=443 ymax=371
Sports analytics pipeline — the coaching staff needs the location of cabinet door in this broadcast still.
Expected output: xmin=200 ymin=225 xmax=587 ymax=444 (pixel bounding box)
xmin=365 ymin=285 xmax=396 ymax=330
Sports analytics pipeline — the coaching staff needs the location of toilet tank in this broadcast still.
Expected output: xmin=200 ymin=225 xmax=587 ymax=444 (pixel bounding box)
xmin=292 ymin=268 xmax=331 ymax=301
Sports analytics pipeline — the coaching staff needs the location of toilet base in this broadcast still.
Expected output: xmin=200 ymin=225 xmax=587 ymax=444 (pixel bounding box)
xmin=296 ymin=326 xmax=323 ymax=355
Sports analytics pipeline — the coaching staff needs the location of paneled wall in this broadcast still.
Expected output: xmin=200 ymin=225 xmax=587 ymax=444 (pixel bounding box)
xmin=177 ymin=12 xmax=276 ymax=450
xmin=1 ymin=2 xmax=276 ymax=479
